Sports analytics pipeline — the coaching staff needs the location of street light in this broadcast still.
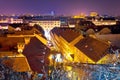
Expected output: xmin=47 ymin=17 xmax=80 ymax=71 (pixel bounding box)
xmin=49 ymin=54 xmax=54 ymax=67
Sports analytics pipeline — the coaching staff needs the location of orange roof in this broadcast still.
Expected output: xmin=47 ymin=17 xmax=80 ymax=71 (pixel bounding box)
xmin=0 ymin=52 xmax=16 ymax=57
xmin=2 ymin=57 xmax=31 ymax=72
xmin=51 ymin=27 xmax=80 ymax=43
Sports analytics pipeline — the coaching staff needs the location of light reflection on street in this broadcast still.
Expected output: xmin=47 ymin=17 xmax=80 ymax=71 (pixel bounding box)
xmin=49 ymin=63 xmax=120 ymax=80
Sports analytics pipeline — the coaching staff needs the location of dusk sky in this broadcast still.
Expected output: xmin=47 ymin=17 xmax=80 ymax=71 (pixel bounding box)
xmin=0 ymin=0 xmax=120 ymax=16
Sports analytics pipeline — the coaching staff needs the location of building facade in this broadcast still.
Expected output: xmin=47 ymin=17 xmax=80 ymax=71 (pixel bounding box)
xmin=29 ymin=19 xmax=61 ymax=40
xmin=50 ymin=27 xmax=112 ymax=64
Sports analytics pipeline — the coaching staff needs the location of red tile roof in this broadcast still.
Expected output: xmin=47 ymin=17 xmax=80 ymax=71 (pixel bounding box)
xmin=75 ymin=36 xmax=110 ymax=62
xmin=23 ymin=37 xmax=50 ymax=73
xmin=51 ymin=27 xmax=80 ymax=43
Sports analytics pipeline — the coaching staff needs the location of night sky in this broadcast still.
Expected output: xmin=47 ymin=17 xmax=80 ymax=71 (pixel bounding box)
xmin=0 ymin=0 xmax=120 ymax=16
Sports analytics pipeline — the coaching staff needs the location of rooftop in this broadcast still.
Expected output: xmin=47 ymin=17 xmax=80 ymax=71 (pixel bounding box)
xmin=2 ymin=56 xmax=30 ymax=72
xmin=23 ymin=37 xmax=50 ymax=73
xmin=51 ymin=27 xmax=80 ymax=43
xmin=75 ymin=36 xmax=110 ymax=62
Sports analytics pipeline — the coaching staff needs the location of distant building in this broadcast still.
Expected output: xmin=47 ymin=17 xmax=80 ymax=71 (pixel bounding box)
xmin=90 ymin=12 xmax=98 ymax=17
xmin=29 ymin=19 xmax=61 ymax=40
xmin=0 ymin=23 xmax=9 ymax=30
xmin=68 ymin=18 xmax=84 ymax=28
xmin=73 ymin=13 xmax=86 ymax=19
xmin=92 ymin=17 xmax=117 ymax=26
xmin=0 ymin=19 xmax=8 ymax=23
xmin=0 ymin=18 xmax=23 ymax=24
xmin=10 ymin=18 xmax=23 ymax=24
xmin=75 ymin=20 xmax=96 ymax=32
xmin=29 ymin=19 xmax=60 ymax=30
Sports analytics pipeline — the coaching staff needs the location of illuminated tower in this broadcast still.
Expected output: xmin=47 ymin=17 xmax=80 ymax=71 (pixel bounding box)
xmin=51 ymin=11 xmax=55 ymax=16
xmin=17 ymin=42 xmax=25 ymax=53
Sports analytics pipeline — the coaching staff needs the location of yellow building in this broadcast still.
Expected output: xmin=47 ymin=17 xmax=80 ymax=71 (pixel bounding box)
xmin=50 ymin=27 xmax=111 ymax=64
xmin=0 ymin=29 xmax=50 ymax=73
xmin=92 ymin=20 xmax=116 ymax=26
xmin=73 ymin=13 xmax=86 ymax=19
xmin=50 ymin=28 xmax=83 ymax=61
xmin=74 ymin=36 xmax=110 ymax=64
xmin=29 ymin=19 xmax=61 ymax=40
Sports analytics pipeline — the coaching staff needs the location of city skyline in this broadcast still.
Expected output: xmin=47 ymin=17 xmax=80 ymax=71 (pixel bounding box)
xmin=0 ymin=0 xmax=120 ymax=16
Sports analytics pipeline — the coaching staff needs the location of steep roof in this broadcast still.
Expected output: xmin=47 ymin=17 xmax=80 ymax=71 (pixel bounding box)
xmin=51 ymin=27 xmax=80 ymax=43
xmin=8 ymin=57 xmax=30 ymax=72
xmin=75 ymin=36 xmax=110 ymax=62
xmin=23 ymin=37 xmax=50 ymax=73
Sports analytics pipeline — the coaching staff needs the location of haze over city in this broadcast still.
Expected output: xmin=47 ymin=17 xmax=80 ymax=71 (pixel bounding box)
xmin=0 ymin=0 xmax=120 ymax=16
xmin=0 ymin=0 xmax=120 ymax=80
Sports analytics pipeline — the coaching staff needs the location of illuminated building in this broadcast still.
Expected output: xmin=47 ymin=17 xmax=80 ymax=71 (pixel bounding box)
xmin=68 ymin=18 xmax=84 ymax=28
xmin=90 ymin=12 xmax=98 ymax=17
xmin=0 ymin=37 xmax=30 ymax=72
xmin=29 ymin=19 xmax=61 ymax=40
xmin=50 ymin=27 xmax=83 ymax=62
xmin=0 ymin=23 xmax=8 ymax=30
xmin=74 ymin=37 xmax=110 ymax=64
xmin=29 ymin=19 xmax=60 ymax=30
xmin=73 ymin=13 xmax=86 ymax=19
xmin=0 ymin=19 xmax=8 ymax=23
xmin=92 ymin=20 xmax=116 ymax=26
xmin=0 ymin=18 xmax=23 ymax=24
xmin=50 ymin=27 xmax=112 ymax=64
xmin=17 ymin=42 xmax=25 ymax=53
xmin=92 ymin=17 xmax=117 ymax=26
xmin=0 ymin=27 xmax=50 ymax=74
xmin=10 ymin=18 xmax=23 ymax=24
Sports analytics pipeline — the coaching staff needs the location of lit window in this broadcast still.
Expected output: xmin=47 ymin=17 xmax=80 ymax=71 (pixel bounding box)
xmin=85 ymin=45 xmax=88 ymax=48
